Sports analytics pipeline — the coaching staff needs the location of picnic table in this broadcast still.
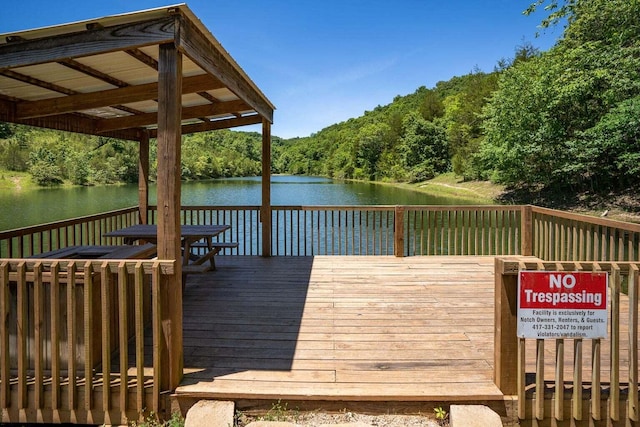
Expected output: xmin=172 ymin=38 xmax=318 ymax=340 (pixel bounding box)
xmin=32 ymin=243 xmax=157 ymax=260
xmin=103 ymin=224 xmax=237 ymax=274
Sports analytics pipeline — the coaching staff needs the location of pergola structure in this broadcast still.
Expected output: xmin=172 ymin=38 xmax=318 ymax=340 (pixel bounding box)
xmin=0 ymin=4 xmax=275 ymax=389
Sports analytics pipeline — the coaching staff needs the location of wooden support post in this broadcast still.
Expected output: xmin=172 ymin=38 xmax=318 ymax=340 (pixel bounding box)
xmin=156 ymin=42 xmax=183 ymax=392
xmin=494 ymin=257 xmax=519 ymax=395
xmin=138 ymin=131 xmax=150 ymax=225
xmin=521 ymin=205 xmax=533 ymax=256
xmin=261 ymin=119 xmax=272 ymax=257
xmin=394 ymin=206 xmax=405 ymax=257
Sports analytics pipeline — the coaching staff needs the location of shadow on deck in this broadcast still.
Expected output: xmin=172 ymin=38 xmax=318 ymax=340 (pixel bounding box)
xmin=173 ymin=256 xmax=508 ymax=413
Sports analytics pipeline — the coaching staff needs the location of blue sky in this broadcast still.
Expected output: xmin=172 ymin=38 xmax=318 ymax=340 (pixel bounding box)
xmin=2 ymin=1 xmax=563 ymax=139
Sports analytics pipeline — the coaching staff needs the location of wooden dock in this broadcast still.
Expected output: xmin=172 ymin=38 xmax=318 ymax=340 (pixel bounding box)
xmin=175 ymin=256 xmax=505 ymax=404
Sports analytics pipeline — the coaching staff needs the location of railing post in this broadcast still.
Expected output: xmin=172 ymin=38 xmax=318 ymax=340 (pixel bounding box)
xmin=261 ymin=119 xmax=272 ymax=257
xmin=494 ymin=257 xmax=519 ymax=395
xmin=156 ymin=43 xmax=184 ymax=393
xmin=521 ymin=205 xmax=533 ymax=257
xmin=394 ymin=206 xmax=405 ymax=257
xmin=138 ymin=131 xmax=150 ymax=225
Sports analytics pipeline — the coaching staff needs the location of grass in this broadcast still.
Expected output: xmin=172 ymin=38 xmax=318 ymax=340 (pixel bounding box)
xmin=0 ymin=170 xmax=38 ymax=191
xmin=391 ymin=172 xmax=504 ymax=204
xmin=129 ymin=411 xmax=184 ymax=427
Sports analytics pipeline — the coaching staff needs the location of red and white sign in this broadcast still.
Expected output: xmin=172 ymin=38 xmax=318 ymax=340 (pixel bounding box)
xmin=518 ymin=271 xmax=608 ymax=339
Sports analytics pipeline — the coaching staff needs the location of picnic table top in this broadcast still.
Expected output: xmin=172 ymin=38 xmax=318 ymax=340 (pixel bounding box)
xmin=32 ymin=244 xmax=157 ymax=260
xmin=104 ymin=224 xmax=230 ymax=240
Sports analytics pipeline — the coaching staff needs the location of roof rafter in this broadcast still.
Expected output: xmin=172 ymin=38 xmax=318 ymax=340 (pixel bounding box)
xmin=1 ymin=68 xmax=145 ymax=116
xmin=96 ymin=99 xmax=250 ymax=132
xmin=58 ymin=58 xmax=130 ymax=88
xmin=177 ymin=16 xmax=274 ymax=123
xmin=17 ymin=111 xmax=143 ymax=141
xmin=15 ymin=74 xmax=224 ymax=119
xmin=151 ymin=114 xmax=263 ymax=137
xmin=0 ymin=6 xmax=274 ymax=140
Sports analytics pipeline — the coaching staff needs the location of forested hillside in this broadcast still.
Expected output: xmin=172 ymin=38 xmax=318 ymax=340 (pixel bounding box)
xmin=275 ymin=69 xmax=502 ymax=182
xmin=278 ymin=0 xmax=640 ymax=199
xmin=1 ymin=0 xmax=638 ymax=209
xmin=0 ymin=124 xmax=284 ymax=186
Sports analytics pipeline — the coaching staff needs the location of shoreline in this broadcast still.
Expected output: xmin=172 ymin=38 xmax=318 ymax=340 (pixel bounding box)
xmin=3 ymin=171 xmax=638 ymax=224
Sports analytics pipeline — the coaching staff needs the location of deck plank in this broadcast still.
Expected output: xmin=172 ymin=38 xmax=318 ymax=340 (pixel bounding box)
xmin=176 ymin=255 xmax=504 ymax=402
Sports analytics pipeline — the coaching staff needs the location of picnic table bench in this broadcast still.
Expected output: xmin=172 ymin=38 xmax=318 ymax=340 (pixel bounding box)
xmin=31 ymin=243 xmax=157 ymax=260
xmin=185 ymin=241 xmax=239 ymax=273
xmin=104 ymin=224 xmax=237 ymax=276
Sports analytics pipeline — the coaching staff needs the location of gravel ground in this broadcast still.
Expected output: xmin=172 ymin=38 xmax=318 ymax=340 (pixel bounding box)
xmin=237 ymin=410 xmax=446 ymax=426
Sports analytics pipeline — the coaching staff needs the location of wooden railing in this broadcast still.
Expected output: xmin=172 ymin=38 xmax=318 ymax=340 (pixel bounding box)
xmin=2 ymin=204 xmax=640 ymax=425
xmin=403 ymin=205 xmax=522 ymax=256
xmin=495 ymin=258 xmax=639 ymax=424
xmin=531 ymin=206 xmax=640 ymax=262
xmin=0 ymin=258 xmax=175 ymax=425
xmin=149 ymin=205 xmax=263 ymax=256
xmin=271 ymin=206 xmax=396 ymax=256
xmin=0 ymin=207 xmax=139 ymax=258
xmin=4 ymin=205 xmax=639 ymax=260
xmin=152 ymin=205 xmax=523 ymax=256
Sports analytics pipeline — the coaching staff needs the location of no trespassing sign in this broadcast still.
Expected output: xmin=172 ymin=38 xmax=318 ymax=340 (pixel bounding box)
xmin=517 ymin=271 xmax=608 ymax=339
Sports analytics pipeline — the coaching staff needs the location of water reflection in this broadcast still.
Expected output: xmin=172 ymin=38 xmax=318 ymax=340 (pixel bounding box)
xmin=1 ymin=176 xmax=482 ymax=231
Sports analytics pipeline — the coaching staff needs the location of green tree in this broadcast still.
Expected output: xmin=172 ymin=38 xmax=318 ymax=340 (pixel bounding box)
xmin=441 ymin=71 xmax=498 ymax=179
xmin=565 ymin=96 xmax=640 ymax=190
xmin=480 ymin=0 xmax=640 ymax=191
xmin=29 ymin=147 xmax=62 ymax=185
xmin=0 ymin=123 xmax=12 ymax=139
xmin=399 ymin=112 xmax=449 ymax=182
xmin=479 ymin=54 xmax=561 ymax=185
xmin=418 ymin=89 xmax=444 ymax=121
xmin=66 ymin=152 xmax=90 ymax=185
xmin=0 ymin=137 xmax=29 ymax=171
xmin=355 ymin=123 xmax=389 ymax=180
xmin=524 ymin=0 xmax=577 ymax=30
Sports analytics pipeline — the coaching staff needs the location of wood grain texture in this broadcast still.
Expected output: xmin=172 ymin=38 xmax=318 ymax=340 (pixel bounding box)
xmin=176 ymin=255 xmax=504 ymax=402
xmin=0 ymin=17 xmax=176 ymax=70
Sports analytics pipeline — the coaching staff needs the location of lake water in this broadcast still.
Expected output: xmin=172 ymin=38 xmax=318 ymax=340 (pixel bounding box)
xmin=1 ymin=175 xmax=481 ymax=231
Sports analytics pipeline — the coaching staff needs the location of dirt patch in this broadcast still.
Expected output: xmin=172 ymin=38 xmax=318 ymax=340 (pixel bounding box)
xmin=10 ymin=176 xmax=22 ymax=191
xmin=236 ymin=410 xmax=444 ymax=426
xmin=497 ymin=183 xmax=640 ymax=223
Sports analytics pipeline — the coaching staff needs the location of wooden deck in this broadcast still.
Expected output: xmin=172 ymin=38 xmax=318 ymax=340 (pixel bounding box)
xmin=175 ymin=256 xmax=505 ymax=403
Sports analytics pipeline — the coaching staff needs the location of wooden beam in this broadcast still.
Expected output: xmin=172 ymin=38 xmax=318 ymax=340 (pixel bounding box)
xmin=148 ymin=114 xmax=262 ymax=138
xmin=0 ymin=98 xmax=16 ymax=123
xmin=4 ymin=68 xmax=144 ymax=117
xmin=261 ymin=119 xmax=272 ymax=257
xmin=15 ymin=112 xmax=142 ymax=141
xmin=156 ymin=42 xmax=183 ymax=391
xmin=125 ymin=48 xmax=159 ymax=70
xmin=196 ymin=91 xmax=220 ymax=103
xmin=95 ymin=99 xmax=249 ymax=132
xmin=1 ymin=69 xmax=76 ymax=95
xmin=15 ymin=74 xmax=224 ymax=119
xmin=494 ymin=258 xmax=519 ymax=395
xmin=58 ymin=58 xmax=130 ymax=88
xmin=177 ymin=16 xmax=274 ymax=123
xmin=0 ymin=17 xmax=176 ymax=70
